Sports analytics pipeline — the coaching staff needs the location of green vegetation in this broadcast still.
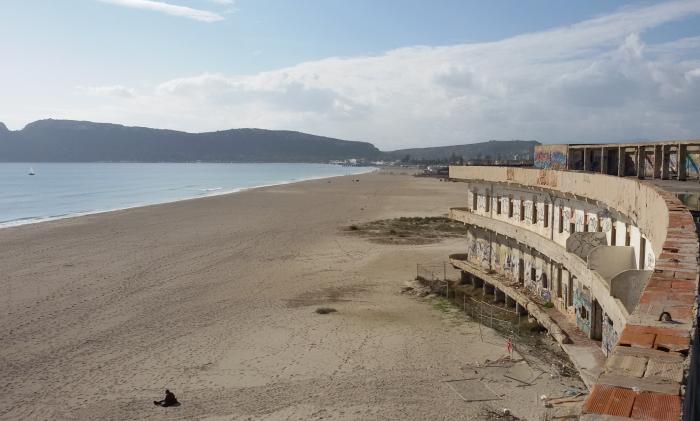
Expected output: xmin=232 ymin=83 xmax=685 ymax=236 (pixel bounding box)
xmin=432 ymin=297 xmax=457 ymax=313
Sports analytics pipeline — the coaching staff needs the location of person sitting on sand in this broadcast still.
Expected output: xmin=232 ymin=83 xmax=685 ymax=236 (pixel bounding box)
xmin=154 ymin=389 xmax=179 ymax=407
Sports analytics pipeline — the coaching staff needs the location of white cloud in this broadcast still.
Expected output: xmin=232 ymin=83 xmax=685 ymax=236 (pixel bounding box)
xmin=97 ymin=0 xmax=224 ymax=22
xmin=79 ymin=85 xmax=136 ymax=98
xmin=74 ymin=1 xmax=700 ymax=148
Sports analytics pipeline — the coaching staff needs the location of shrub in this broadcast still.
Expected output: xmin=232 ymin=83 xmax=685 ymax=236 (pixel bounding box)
xmin=315 ymin=307 xmax=337 ymax=314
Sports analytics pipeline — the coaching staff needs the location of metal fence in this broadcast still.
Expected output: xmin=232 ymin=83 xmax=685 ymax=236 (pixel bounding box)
xmin=417 ymin=262 xmax=522 ymax=341
xmin=416 ymin=262 xmax=449 ymax=283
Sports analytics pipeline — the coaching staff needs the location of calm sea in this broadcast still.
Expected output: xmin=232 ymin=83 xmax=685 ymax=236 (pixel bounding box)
xmin=0 ymin=163 xmax=374 ymax=228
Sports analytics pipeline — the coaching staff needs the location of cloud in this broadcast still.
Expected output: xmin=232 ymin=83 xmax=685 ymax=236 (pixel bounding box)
xmin=73 ymin=1 xmax=700 ymax=148
xmin=79 ymin=85 xmax=136 ymax=98
xmin=97 ymin=0 xmax=224 ymax=22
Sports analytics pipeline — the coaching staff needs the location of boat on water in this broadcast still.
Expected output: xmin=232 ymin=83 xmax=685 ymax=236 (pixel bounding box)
xmin=28 ymin=167 xmax=35 ymax=175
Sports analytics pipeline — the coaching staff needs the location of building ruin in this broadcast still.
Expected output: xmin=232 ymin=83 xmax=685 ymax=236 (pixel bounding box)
xmin=448 ymin=143 xmax=700 ymax=420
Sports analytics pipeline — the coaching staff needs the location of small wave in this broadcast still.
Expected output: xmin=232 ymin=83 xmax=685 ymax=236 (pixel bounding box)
xmin=200 ymin=187 xmax=223 ymax=192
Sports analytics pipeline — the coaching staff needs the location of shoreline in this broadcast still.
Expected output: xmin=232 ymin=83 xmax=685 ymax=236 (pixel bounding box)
xmin=0 ymin=171 xmax=581 ymax=420
xmin=0 ymin=165 xmax=377 ymax=230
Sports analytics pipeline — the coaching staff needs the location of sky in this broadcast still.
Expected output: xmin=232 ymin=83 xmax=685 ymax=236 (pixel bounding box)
xmin=1 ymin=1 xmax=700 ymax=149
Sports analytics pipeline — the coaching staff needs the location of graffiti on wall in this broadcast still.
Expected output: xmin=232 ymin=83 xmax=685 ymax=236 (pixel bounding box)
xmin=687 ymin=152 xmax=700 ymax=179
xmin=598 ymin=209 xmax=612 ymax=233
xmin=670 ymin=153 xmax=678 ymax=174
xmin=574 ymin=287 xmax=592 ymax=336
xmin=541 ymin=289 xmax=552 ymax=302
xmin=534 ymin=145 xmax=568 ymax=170
xmin=477 ymin=194 xmax=485 ymax=211
xmin=644 ymin=152 xmax=655 ymax=177
xmin=646 ymin=250 xmax=656 ymax=269
xmin=588 ymin=214 xmax=598 ymax=232
xmin=469 ymin=238 xmax=491 ymax=267
xmin=537 ymin=203 xmax=545 ymax=225
xmin=514 ymin=199 xmax=521 ymax=220
xmin=503 ymin=252 xmax=516 ymax=279
xmin=563 ymin=207 xmax=572 ymax=232
xmin=575 ymin=210 xmax=584 ymax=233
xmin=525 ymin=201 xmax=533 ymax=224
xmin=601 ymin=314 xmax=619 ymax=357
xmin=536 ymin=170 xmax=559 ymax=187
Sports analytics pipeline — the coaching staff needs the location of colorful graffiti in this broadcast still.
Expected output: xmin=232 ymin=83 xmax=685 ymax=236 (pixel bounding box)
xmin=601 ymin=314 xmax=619 ymax=357
xmin=468 ymin=238 xmax=492 ymax=268
xmin=534 ymin=145 xmax=568 ymax=170
xmin=574 ymin=287 xmax=592 ymax=336
xmin=687 ymin=152 xmax=700 ymax=179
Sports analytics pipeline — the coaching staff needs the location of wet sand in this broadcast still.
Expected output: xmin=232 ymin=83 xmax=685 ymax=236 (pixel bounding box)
xmin=0 ymin=171 xmax=581 ymax=420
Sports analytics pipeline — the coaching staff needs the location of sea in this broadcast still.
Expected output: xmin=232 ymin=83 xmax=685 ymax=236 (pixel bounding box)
xmin=0 ymin=162 xmax=375 ymax=228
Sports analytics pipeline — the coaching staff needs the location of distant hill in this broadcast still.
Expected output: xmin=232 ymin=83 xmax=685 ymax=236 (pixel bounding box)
xmin=0 ymin=119 xmax=380 ymax=163
xmin=386 ymin=140 xmax=540 ymax=161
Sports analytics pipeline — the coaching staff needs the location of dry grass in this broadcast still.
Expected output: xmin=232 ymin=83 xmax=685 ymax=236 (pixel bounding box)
xmin=345 ymin=216 xmax=467 ymax=245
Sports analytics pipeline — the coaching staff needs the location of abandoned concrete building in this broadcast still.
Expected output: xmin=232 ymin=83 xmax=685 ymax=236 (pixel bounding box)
xmin=448 ymin=143 xmax=700 ymax=420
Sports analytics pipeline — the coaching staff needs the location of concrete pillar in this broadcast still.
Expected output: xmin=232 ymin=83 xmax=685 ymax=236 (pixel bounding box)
xmin=637 ymin=146 xmax=644 ymax=179
xmin=601 ymin=147 xmax=608 ymax=174
xmin=654 ymin=145 xmax=662 ymax=179
xmin=617 ymin=147 xmax=625 ymax=177
xmin=583 ymin=147 xmax=590 ymax=171
xmin=679 ymin=143 xmax=688 ymax=181
xmin=661 ymin=144 xmax=670 ymax=179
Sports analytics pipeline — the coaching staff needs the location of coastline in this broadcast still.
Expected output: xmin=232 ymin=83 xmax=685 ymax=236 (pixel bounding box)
xmin=0 ymin=164 xmax=377 ymax=229
xmin=0 ymin=170 xmax=580 ymax=420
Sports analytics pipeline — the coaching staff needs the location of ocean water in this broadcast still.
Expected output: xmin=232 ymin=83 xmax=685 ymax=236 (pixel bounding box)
xmin=0 ymin=163 xmax=374 ymax=228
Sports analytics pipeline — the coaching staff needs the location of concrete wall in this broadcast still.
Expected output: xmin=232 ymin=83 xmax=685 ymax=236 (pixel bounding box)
xmin=452 ymin=209 xmax=629 ymax=334
xmin=609 ymin=269 xmax=652 ymax=313
xmin=587 ymin=246 xmax=636 ymax=281
xmin=451 ymin=167 xmax=669 ymax=258
xmin=465 ymin=179 xmax=656 ymax=270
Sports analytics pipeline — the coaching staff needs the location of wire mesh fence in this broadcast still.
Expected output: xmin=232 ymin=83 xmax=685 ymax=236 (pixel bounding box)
xmin=417 ymin=262 xmax=522 ymax=341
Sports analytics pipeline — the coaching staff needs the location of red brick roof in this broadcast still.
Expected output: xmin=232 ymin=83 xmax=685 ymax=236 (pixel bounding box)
xmin=584 ymin=189 xmax=698 ymax=420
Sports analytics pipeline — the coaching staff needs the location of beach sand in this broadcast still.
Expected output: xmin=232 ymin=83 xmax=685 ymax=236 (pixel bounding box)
xmin=0 ymin=171 xmax=582 ymax=420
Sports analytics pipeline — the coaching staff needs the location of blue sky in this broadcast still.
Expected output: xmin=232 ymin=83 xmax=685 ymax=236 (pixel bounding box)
xmin=2 ymin=0 xmax=700 ymax=149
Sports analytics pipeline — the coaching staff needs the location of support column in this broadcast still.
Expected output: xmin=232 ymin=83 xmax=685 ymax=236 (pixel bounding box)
xmin=679 ymin=143 xmax=688 ymax=181
xmin=637 ymin=146 xmax=644 ymax=179
xmin=617 ymin=147 xmax=625 ymax=176
xmin=661 ymin=145 xmax=670 ymax=179
xmin=601 ymin=147 xmax=608 ymax=174
xmin=654 ymin=145 xmax=662 ymax=179
xmin=583 ymin=147 xmax=590 ymax=171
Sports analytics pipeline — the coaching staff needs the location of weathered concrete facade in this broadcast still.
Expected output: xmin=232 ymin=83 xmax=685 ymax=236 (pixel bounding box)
xmin=534 ymin=141 xmax=700 ymax=181
xmin=448 ymin=165 xmax=699 ymax=420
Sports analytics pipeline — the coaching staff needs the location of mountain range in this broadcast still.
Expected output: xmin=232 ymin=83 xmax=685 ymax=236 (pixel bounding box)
xmin=0 ymin=119 xmax=538 ymax=163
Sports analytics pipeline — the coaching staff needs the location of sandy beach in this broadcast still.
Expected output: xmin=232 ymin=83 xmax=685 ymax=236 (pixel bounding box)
xmin=0 ymin=171 xmax=582 ymax=420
